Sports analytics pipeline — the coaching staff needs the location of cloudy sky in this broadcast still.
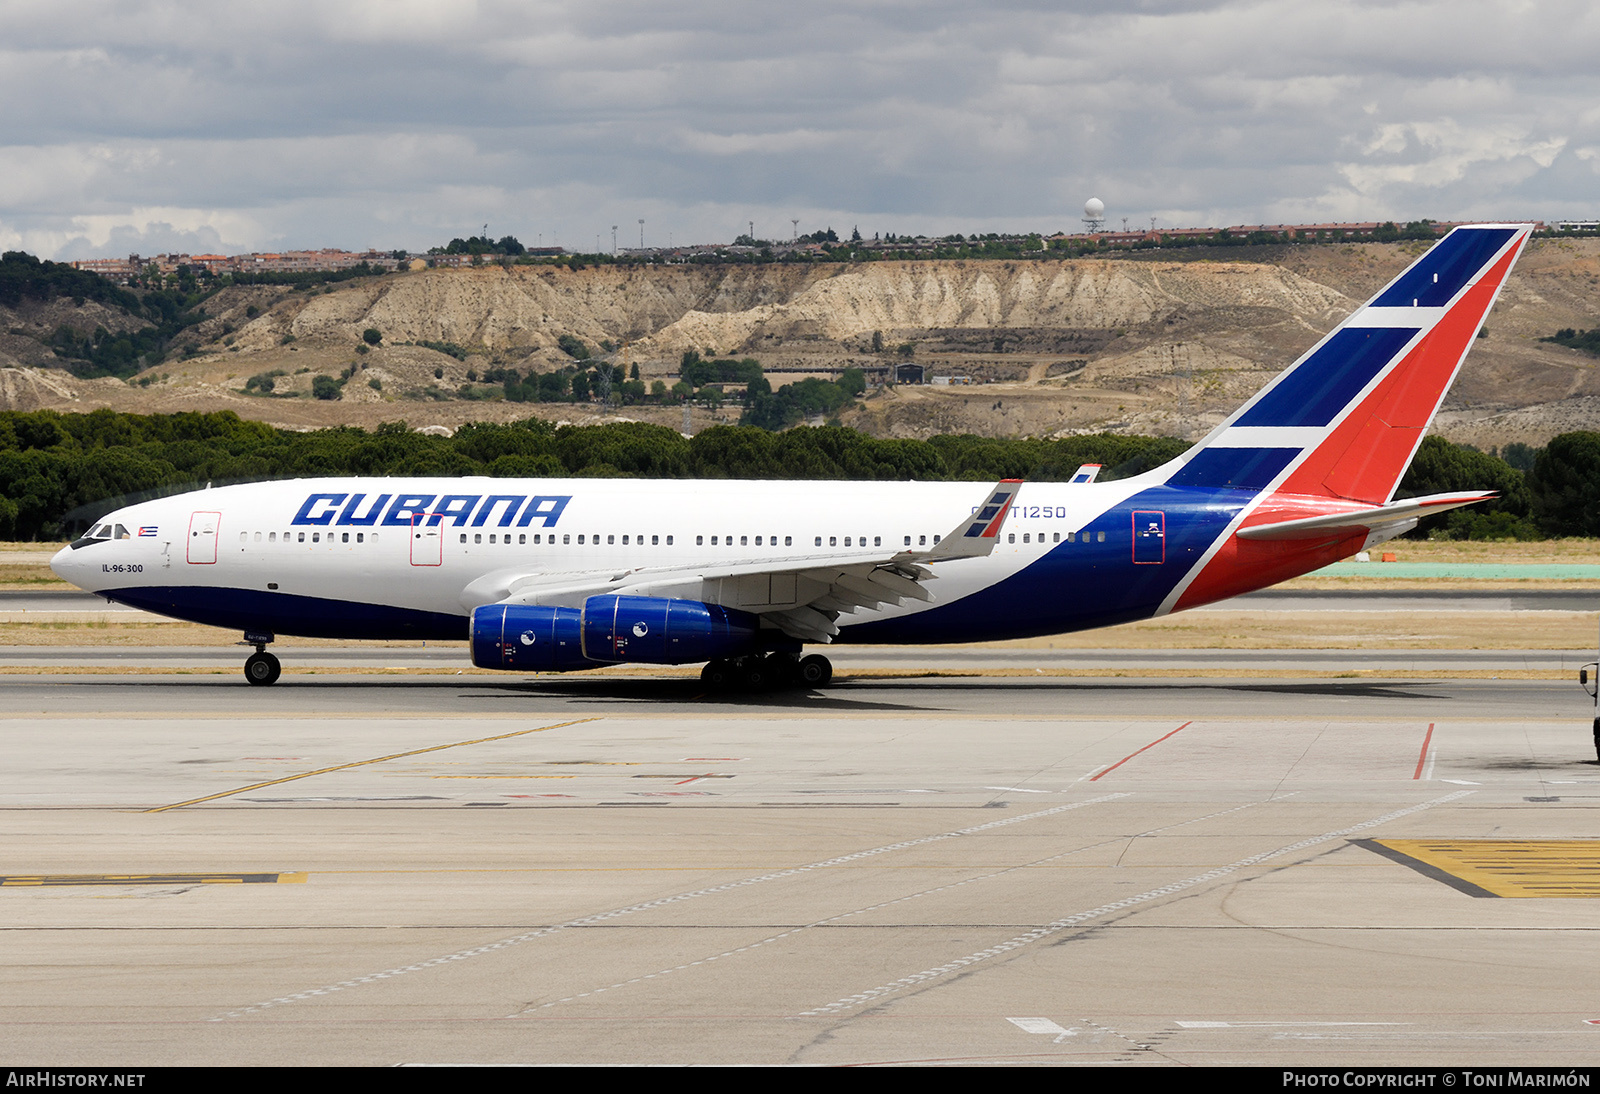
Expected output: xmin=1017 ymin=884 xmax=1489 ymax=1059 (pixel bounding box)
xmin=4 ymin=0 xmax=1597 ymax=260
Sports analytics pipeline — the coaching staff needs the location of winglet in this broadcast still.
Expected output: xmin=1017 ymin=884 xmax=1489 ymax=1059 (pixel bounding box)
xmin=925 ymin=479 xmax=1022 ymax=560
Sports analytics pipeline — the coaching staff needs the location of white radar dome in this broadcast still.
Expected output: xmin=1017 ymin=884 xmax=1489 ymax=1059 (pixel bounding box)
xmin=1084 ymin=198 xmax=1105 ymax=218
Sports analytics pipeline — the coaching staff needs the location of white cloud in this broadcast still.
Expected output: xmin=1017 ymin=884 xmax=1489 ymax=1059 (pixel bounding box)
xmin=1 ymin=0 xmax=1599 ymax=258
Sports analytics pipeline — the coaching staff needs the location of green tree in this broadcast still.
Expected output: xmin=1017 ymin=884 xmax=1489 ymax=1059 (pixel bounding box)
xmin=1529 ymin=432 xmax=1600 ymax=536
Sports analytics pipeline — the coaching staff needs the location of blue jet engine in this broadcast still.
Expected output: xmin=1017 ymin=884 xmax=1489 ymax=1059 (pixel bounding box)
xmin=471 ymin=596 xmax=762 ymax=671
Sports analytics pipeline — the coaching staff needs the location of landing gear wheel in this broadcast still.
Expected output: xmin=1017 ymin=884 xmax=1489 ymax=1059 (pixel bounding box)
xmin=741 ymin=657 xmax=773 ymax=691
xmin=798 ymin=654 xmax=833 ymax=688
xmin=244 ymin=651 xmax=281 ymax=686
xmin=701 ymin=659 xmax=735 ymax=690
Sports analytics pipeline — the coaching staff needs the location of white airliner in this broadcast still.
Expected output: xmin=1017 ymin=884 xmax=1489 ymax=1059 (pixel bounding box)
xmin=52 ymin=225 xmax=1532 ymax=688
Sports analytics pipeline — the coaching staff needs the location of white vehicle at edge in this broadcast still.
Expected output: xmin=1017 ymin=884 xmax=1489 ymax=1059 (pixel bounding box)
xmin=52 ymin=225 xmax=1533 ymax=689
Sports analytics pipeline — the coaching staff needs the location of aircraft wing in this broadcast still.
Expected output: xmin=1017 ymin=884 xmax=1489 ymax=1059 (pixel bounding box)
xmin=460 ymin=479 xmax=1023 ymax=643
xmin=1234 ymin=491 xmax=1496 ymax=541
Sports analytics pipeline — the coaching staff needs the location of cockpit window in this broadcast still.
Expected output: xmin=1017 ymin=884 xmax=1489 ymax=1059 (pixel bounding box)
xmin=70 ymin=522 xmax=119 ymax=550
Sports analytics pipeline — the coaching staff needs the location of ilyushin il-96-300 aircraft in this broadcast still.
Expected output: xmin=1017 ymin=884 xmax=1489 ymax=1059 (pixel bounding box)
xmin=52 ymin=224 xmax=1531 ymax=689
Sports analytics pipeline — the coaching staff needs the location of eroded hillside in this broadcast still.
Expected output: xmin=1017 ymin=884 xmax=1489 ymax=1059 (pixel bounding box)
xmin=2 ymin=240 xmax=1597 ymax=446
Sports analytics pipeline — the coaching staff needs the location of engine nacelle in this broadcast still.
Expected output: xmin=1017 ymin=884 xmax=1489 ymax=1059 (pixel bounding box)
xmin=581 ymin=595 xmax=761 ymax=665
xmin=470 ymin=603 xmax=592 ymax=671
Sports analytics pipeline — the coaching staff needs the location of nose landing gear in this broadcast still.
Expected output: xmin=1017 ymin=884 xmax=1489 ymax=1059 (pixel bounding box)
xmin=243 ymin=630 xmax=280 ymax=686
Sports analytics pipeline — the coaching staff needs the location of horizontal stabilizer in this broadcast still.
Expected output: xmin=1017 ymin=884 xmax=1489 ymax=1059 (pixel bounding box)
xmin=1235 ymin=491 xmax=1496 ymax=541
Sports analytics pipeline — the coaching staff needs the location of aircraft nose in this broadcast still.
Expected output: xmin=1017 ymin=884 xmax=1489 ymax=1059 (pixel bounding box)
xmin=50 ymin=543 xmax=89 ymax=589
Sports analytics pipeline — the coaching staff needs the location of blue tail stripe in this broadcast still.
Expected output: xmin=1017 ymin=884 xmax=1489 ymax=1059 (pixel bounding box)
xmin=1372 ymin=227 xmax=1515 ymax=308
xmin=1234 ymin=327 xmax=1418 ymax=428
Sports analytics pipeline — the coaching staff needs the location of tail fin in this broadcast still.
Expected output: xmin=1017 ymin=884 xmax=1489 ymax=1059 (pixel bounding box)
xmin=1159 ymin=225 xmax=1531 ymax=503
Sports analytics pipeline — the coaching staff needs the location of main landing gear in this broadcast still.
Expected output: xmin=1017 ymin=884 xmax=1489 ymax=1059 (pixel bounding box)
xmin=243 ymin=632 xmax=281 ymax=686
xmin=700 ymin=652 xmax=833 ymax=692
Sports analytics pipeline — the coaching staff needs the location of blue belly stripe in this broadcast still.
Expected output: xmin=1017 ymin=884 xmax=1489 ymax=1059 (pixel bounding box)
xmin=103 ymin=585 xmax=468 ymax=641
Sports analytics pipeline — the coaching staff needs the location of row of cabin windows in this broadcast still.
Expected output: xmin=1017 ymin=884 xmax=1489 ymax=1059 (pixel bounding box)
xmin=243 ymin=531 xmax=378 ymax=544
xmin=458 ymin=532 xmax=671 ymax=545
xmin=238 ymin=527 xmax=1109 ymax=549
xmin=1006 ymin=530 xmax=1106 ymax=544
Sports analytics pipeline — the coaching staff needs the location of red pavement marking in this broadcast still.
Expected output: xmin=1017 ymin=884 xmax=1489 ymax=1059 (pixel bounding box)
xmin=1413 ymin=723 xmax=1435 ymax=780
xmin=1089 ymin=722 xmax=1194 ymax=781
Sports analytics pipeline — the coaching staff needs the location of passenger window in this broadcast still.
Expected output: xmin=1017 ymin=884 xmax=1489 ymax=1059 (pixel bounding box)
xmin=460 ymin=534 xmax=467 ymax=543
xmin=696 ymin=536 xmax=703 ymax=545
xmin=624 ymin=535 xmax=631 ymax=545
xmin=1053 ymin=532 xmax=1060 ymax=542
xmin=740 ymin=535 xmax=748 ymax=546
xmin=518 ymin=534 xmax=526 ymax=544
xmin=666 ymin=536 xmax=673 ymax=545
xmin=608 ymin=534 xmax=614 ymax=544
xmin=240 ymin=532 xmax=247 ymax=543
xmin=562 ymin=534 xmax=570 ymax=544
xmin=874 ymin=536 xmax=881 ymax=546
xmin=919 ymin=535 xmax=926 ymax=546
xmin=829 ymin=536 xmax=837 ymax=546
xmin=754 ymin=536 xmax=761 ymax=546
xmin=1068 ymin=531 xmax=1076 ymax=542
xmin=1008 ymin=533 xmax=1015 ymax=543
xmin=357 ymin=533 xmax=364 ymax=543
xmin=269 ymin=532 xmax=276 ymax=543
xmin=1097 ymin=531 xmax=1105 ymax=542
xmin=784 ymin=536 xmax=792 ymax=546
xmin=651 ymin=535 xmax=659 ymax=545
xmin=814 ymin=537 xmax=822 ymax=546
xmin=475 ymin=534 xmax=482 ymax=544
xmin=298 ymin=532 xmax=305 ymax=543
xmin=342 ymin=532 xmax=349 ymax=543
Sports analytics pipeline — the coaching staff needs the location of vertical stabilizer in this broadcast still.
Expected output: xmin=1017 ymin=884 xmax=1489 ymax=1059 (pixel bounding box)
xmin=1159 ymin=225 xmax=1531 ymax=504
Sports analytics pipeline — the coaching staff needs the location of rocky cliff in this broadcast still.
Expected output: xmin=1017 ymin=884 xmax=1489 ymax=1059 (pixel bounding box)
xmin=3 ymin=240 xmax=1597 ymax=446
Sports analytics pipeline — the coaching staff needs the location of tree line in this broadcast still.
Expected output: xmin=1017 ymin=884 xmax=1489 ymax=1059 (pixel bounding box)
xmin=2 ymin=409 xmax=1595 ymax=543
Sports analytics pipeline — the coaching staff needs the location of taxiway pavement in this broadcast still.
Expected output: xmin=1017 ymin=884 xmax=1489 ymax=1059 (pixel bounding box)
xmin=2 ymin=669 xmax=1600 ymax=1066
